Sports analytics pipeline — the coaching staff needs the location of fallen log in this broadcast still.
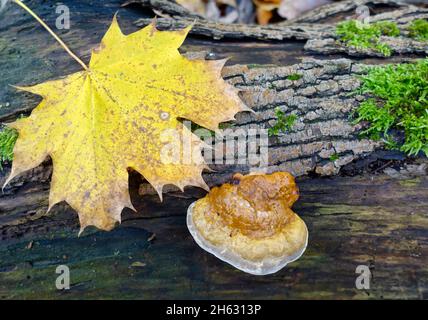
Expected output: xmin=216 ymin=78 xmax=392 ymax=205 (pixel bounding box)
xmin=1 ymin=0 xmax=425 ymax=227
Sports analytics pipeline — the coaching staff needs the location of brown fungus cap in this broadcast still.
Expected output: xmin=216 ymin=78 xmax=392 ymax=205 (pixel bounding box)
xmin=187 ymin=171 xmax=308 ymax=275
xmin=207 ymin=172 xmax=299 ymax=239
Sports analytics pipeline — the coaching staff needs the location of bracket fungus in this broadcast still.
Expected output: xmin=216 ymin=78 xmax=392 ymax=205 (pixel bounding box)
xmin=187 ymin=172 xmax=308 ymax=275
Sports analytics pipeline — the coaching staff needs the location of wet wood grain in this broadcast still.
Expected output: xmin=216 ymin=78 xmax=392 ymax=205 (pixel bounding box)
xmin=0 ymin=172 xmax=427 ymax=299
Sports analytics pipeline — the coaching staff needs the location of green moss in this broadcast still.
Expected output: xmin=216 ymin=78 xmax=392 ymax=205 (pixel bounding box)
xmin=268 ymin=108 xmax=297 ymax=136
xmin=0 ymin=126 xmax=18 ymax=169
xmin=329 ymin=153 xmax=339 ymax=162
xmin=376 ymin=21 xmax=401 ymax=37
xmin=408 ymin=19 xmax=428 ymax=41
xmin=336 ymin=20 xmax=400 ymax=56
xmin=287 ymin=73 xmax=302 ymax=81
xmin=354 ymin=59 xmax=428 ymax=156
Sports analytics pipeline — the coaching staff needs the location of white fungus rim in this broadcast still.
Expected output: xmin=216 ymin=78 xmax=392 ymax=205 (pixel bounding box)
xmin=186 ymin=201 xmax=308 ymax=276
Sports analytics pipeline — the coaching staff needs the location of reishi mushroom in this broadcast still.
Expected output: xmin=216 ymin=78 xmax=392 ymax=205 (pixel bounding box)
xmin=187 ymin=171 xmax=308 ymax=275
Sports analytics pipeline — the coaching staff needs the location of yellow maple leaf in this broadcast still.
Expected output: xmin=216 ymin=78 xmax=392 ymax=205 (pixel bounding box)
xmin=4 ymin=15 xmax=250 ymax=232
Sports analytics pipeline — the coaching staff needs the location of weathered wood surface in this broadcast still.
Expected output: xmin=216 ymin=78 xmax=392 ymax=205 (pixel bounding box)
xmin=1 ymin=168 xmax=427 ymax=299
xmin=0 ymin=0 xmax=427 ymax=299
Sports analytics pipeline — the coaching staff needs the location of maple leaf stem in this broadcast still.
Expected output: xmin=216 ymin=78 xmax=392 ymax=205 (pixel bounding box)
xmin=12 ymin=0 xmax=89 ymax=71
